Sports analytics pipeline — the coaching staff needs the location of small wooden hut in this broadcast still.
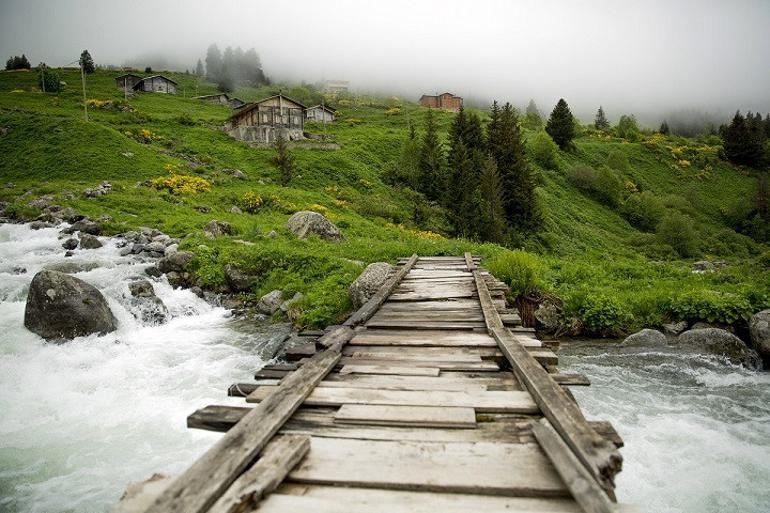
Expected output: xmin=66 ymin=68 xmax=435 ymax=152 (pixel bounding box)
xmin=115 ymin=74 xmax=142 ymax=91
xmin=225 ymin=93 xmax=306 ymax=143
xmin=305 ymin=105 xmax=336 ymax=123
xmin=133 ymin=75 xmax=177 ymax=94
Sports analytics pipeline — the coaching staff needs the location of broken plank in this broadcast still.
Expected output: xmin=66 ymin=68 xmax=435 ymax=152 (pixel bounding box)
xmin=207 ymin=434 xmax=310 ymax=513
xmin=334 ymin=404 xmax=476 ymax=429
xmin=339 ymin=364 xmax=441 ymax=377
xmin=246 ymin=386 xmax=538 ymax=413
xmin=553 ymin=373 xmax=591 ymax=386
xmin=288 ymin=437 xmax=566 ymax=497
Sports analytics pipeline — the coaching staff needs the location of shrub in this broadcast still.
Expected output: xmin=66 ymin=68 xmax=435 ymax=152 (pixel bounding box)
xmin=38 ymin=65 xmax=63 ymax=92
xmin=616 ymin=114 xmax=640 ymax=141
xmin=593 ymin=166 xmax=623 ymax=206
xmin=566 ymin=291 xmax=630 ymax=337
xmin=669 ymin=290 xmax=753 ymax=324
xmin=529 ymin=132 xmax=559 ymax=170
xmin=660 ymin=194 xmax=698 ymax=218
xmin=607 ymin=150 xmax=630 ymax=172
xmin=703 ymin=229 xmax=758 ymax=258
xmin=656 ymin=211 xmax=698 ymax=257
xmin=150 ymin=165 xmax=211 ymax=194
xmin=239 ymin=191 xmax=264 ymax=213
xmin=622 ymin=191 xmax=664 ymax=231
xmin=486 ymin=250 xmax=543 ymax=299
xmin=566 ymin=164 xmax=597 ymax=191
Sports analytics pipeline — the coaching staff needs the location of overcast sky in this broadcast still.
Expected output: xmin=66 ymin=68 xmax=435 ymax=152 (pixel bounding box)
xmin=1 ymin=0 xmax=769 ymax=123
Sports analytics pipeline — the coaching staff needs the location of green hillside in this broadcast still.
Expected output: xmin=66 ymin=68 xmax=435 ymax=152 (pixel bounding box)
xmin=1 ymin=68 xmax=767 ymax=332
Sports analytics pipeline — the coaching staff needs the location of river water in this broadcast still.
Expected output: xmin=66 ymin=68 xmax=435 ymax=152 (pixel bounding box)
xmin=0 ymin=223 xmax=274 ymax=513
xmin=561 ymin=342 xmax=770 ymax=513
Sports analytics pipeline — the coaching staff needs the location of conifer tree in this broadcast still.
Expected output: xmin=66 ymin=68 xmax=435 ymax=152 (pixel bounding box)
xmin=546 ymin=98 xmax=576 ymax=149
xmin=723 ymin=111 xmax=766 ymax=167
xmin=526 ymin=99 xmax=541 ymax=118
xmin=489 ymin=102 xmax=538 ymax=229
xmin=764 ymin=113 xmax=770 ymax=138
xmin=205 ymin=44 xmax=222 ymax=82
xmin=418 ymin=109 xmax=445 ymax=201
xmin=195 ymin=59 xmax=204 ymax=76
xmin=270 ymin=134 xmax=295 ymax=186
xmin=659 ymin=120 xmax=670 ymax=135
xmin=594 ymin=106 xmax=609 ymax=130
xmin=478 ymin=157 xmax=508 ymax=242
xmin=447 ymin=142 xmax=479 ymax=237
xmin=79 ymin=50 xmax=94 ymax=74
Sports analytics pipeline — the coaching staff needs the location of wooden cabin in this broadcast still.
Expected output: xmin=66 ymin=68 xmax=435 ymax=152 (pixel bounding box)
xmin=115 ymin=74 xmax=142 ymax=91
xmin=225 ymin=93 xmax=306 ymax=143
xmin=195 ymin=93 xmax=246 ymax=109
xmin=305 ymin=105 xmax=336 ymax=123
xmin=419 ymin=92 xmax=463 ymax=112
xmin=133 ymin=75 xmax=177 ymax=94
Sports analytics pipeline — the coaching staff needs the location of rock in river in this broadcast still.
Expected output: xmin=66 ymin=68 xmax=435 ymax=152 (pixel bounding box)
xmin=678 ymin=328 xmax=761 ymax=369
xmin=24 ymin=270 xmax=117 ymax=341
xmin=623 ymin=328 xmax=667 ymax=346
xmin=749 ymin=309 xmax=770 ymax=364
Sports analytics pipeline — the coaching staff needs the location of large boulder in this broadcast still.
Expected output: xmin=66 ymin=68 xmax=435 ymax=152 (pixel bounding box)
xmin=157 ymin=251 xmax=194 ymax=273
xmin=203 ymin=220 xmax=232 ymax=238
xmin=223 ymin=264 xmax=257 ymax=292
xmin=622 ymin=328 xmax=667 ymax=346
xmin=24 ymin=270 xmax=117 ymax=341
xmin=534 ymin=299 xmax=561 ymax=334
xmin=286 ymin=211 xmax=343 ymax=242
xmin=79 ymin=233 xmax=103 ymax=249
xmin=749 ymin=310 xmax=770 ymax=364
xmin=348 ymin=262 xmax=392 ymax=309
xmin=257 ymin=290 xmax=284 ymax=315
xmin=678 ymin=328 xmax=761 ymax=369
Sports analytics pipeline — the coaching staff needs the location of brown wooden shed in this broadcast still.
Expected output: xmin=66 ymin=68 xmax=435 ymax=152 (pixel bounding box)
xmin=225 ymin=93 xmax=306 ymax=143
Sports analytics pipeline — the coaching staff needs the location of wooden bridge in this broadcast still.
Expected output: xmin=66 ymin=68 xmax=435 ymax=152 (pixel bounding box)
xmin=143 ymin=255 xmax=627 ymax=513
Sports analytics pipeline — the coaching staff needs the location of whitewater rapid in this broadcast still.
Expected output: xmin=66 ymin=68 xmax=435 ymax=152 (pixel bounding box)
xmin=562 ymin=342 xmax=770 ymax=513
xmin=0 ymin=223 xmax=270 ymax=513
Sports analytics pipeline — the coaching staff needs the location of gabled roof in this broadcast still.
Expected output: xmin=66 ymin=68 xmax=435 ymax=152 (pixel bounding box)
xmin=115 ymin=73 xmax=142 ymax=79
xmin=228 ymin=93 xmax=308 ymax=120
xmin=137 ymin=75 xmax=178 ymax=85
xmin=306 ymin=104 xmax=336 ymax=113
xmin=194 ymin=93 xmax=230 ymax=100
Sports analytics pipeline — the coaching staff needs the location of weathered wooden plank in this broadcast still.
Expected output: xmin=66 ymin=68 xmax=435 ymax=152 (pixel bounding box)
xmin=553 ymin=373 xmax=591 ymax=387
xmin=350 ymin=330 xmax=499 ymax=347
xmin=474 ymin=269 xmax=622 ymax=493
xmin=344 ymin=254 xmax=418 ymax=327
xmin=246 ymin=386 xmax=538 ymax=413
xmin=364 ymin=319 xmax=487 ymax=330
xmin=334 ymin=404 xmax=477 ymax=428
xmin=532 ymin=418 xmax=616 ymax=513
xmin=464 ymin=251 xmax=477 ymax=271
xmin=389 ymin=291 xmax=476 ymax=301
xmin=254 ymin=369 xmax=291 ymax=379
xmin=342 ymin=345 xmax=503 ymax=358
xmin=528 ymin=349 xmax=559 ymax=366
xmin=207 ymin=435 xmax=310 ymax=513
xmin=339 ymin=364 xmax=441 ymax=377
xmin=144 ymin=326 xmax=353 ymax=513
xmin=337 ymin=357 xmax=499 ymax=372
xmin=349 ymin=351 xmax=484 ymax=362
xmin=288 ymin=437 xmax=567 ymax=497
xmin=256 ymin=485 xmax=583 ymax=513
xmin=322 ymin=374 xmax=497 ymax=391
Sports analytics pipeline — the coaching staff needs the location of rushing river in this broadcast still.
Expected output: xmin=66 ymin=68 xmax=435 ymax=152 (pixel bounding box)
xmin=561 ymin=342 xmax=770 ymax=513
xmin=0 ymin=223 xmax=277 ymax=513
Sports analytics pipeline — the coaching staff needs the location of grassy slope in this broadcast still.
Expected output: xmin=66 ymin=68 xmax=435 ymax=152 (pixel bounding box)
xmin=0 ymin=68 xmax=767 ymax=331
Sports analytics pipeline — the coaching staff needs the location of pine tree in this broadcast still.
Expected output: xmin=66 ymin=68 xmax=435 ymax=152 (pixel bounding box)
xmin=270 ymin=134 xmax=296 ymax=186
xmin=764 ymin=114 xmax=770 ymax=139
xmin=546 ymin=98 xmax=576 ymax=149
xmin=79 ymin=50 xmax=94 ymax=74
xmin=418 ymin=109 xmax=445 ymax=201
xmin=526 ymin=99 xmax=541 ymax=118
xmin=478 ymin=157 xmax=508 ymax=242
xmin=594 ymin=106 xmax=609 ymax=130
xmin=205 ymin=44 xmax=222 ymax=82
xmin=490 ymin=102 xmax=538 ymax=229
xmin=195 ymin=59 xmax=204 ymax=76
xmin=659 ymin=120 xmax=670 ymax=135
xmin=723 ymin=111 xmax=766 ymax=167
xmin=447 ymin=142 xmax=479 ymax=237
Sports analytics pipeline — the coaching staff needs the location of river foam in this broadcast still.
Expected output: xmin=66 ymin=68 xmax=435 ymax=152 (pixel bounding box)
xmin=0 ymin=223 xmax=267 ymax=513
xmin=562 ymin=342 xmax=770 ymax=513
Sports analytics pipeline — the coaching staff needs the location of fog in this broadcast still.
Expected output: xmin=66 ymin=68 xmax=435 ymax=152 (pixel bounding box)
xmin=1 ymin=0 xmax=769 ymax=125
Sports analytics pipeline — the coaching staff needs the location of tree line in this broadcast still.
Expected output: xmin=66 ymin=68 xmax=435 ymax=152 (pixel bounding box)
xmin=202 ymin=44 xmax=269 ymax=92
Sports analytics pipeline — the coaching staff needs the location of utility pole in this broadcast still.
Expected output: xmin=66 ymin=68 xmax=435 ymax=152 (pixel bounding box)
xmin=80 ymin=61 xmax=88 ymax=121
xmin=41 ymin=64 xmax=46 ymax=93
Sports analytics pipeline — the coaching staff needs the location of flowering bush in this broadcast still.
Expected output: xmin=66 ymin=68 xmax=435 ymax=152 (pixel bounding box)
xmin=150 ymin=164 xmax=211 ymax=194
xmin=240 ymin=192 xmax=264 ymax=213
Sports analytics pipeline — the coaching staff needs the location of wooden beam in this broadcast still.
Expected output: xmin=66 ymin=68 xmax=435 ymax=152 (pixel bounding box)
xmin=553 ymin=374 xmax=591 ymax=387
xmin=532 ymin=419 xmax=615 ymax=513
xmin=207 ymin=435 xmax=310 ymax=513
xmin=344 ymin=254 xmax=418 ymax=327
xmin=144 ymin=325 xmax=353 ymax=513
xmin=464 ymin=251 xmax=476 ymax=271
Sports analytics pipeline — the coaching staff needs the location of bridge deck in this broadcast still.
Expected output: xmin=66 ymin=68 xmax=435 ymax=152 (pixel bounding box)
xmin=144 ymin=255 xmax=626 ymax=513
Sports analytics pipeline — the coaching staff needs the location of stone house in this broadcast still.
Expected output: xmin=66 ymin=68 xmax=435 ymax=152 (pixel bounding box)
xmin=225 ymin=93 xmax=306 ymax=143
xmin=419 ymin=92 xmax=463 ymax=112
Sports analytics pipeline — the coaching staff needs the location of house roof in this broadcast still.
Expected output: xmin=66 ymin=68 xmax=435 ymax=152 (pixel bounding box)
xmin=115 ymin=73 xmax=142 ymax=80
xmin=137 ymin=75 xmax=178 ymax=85
xmin=194 ymin=93 xmax=230 ymax=100
xmin=306 ymin=104 xmax=336 ymax=113
xmin=420 ymin=92 xmax=462 ymax=100
xmin=228 ymin=93 xmax=308 ymax=120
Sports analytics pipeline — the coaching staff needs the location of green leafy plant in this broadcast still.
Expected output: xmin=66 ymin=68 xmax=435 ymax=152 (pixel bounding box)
xmin=486 ymin=250 xmax=543 ymax=299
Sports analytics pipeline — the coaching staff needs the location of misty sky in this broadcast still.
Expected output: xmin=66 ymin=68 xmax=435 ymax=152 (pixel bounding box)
xmin=1 ymin=0 xmax=769 ymax=123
